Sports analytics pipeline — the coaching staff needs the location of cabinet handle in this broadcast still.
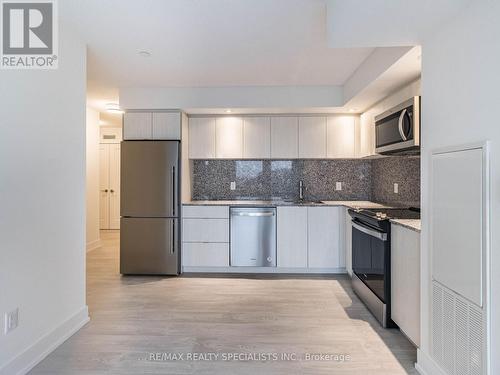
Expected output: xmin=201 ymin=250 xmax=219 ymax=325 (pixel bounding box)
xmin=101 ymin=189 xmax=108 ymax=193
xmin=110 ymin=189 xmax=114 ymax=193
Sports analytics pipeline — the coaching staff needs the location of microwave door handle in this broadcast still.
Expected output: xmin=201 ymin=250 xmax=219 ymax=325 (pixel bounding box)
xmin=398 ymin=109 xmax=408 ymax=141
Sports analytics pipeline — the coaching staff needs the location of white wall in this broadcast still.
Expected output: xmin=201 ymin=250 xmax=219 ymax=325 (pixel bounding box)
xmin=119 ymin=85 xmax=344 ymax=110
xmin=358 ymin=79 xmax=421 ymax=157
xmin=0 ymin=23 xmax=88 ymax=374
xmin=418 ymin=1 xmax=500 ymax=374
xmin=86 ymin=108 xmax=100 ymax=250
xmin=343 ymin=46 xmax=412 ymax=103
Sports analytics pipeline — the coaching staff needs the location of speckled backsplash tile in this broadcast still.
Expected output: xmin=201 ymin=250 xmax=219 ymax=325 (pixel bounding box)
xmin=371 ymin=156 xmax=420 ymax=207
xmin=192 ymin=157 xmax=421 ymax=206
xmin=192 ymin=159 xmax=372 ymax=201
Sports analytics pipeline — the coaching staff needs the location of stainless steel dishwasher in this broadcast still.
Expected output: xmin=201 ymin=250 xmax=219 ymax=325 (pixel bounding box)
xmin=230 ymin=207 xmax=276 ymax=267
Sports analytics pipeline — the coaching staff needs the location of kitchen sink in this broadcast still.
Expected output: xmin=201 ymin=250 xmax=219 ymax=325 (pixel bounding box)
xmin=283 ymin=199 xmax=324 ymax=205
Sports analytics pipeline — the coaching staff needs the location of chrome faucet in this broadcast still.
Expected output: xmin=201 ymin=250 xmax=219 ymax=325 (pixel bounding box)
xmin=299 ymin=180 xmax=305 ymax=200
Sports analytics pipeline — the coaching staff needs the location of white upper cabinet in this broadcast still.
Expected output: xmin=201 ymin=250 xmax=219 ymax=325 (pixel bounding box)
xmin=270 ymin=116 xmax=298 ymax=159
xmin=123 ymin=112 xmax=152 ymax=140
xmin=187 ymin=114 xmax=362 ymax=160
xmin=358 ymin=112 xmax=375 ymax=157
xmin=152 ymin=112 xmax=181 ymax=140
xmin=124 ymin=111 xmax=181 ymax=140
xmin=243 ymin=117 xmax=271 ymax=159
xmin=327 ymin=116 xmax=356 ymax=158
xmin=298 ymin=117 xmax=327 ymax=158
xmin=216 ymin=117 xmax=243 ymax=158
xmin=189 ymin=117 xmax=216 ymax=159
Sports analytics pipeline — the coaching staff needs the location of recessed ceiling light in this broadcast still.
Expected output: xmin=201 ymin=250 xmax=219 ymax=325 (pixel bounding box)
xmin=225 ymin=109 xmax=232 ymax=113
xmin=105 ymin=103 xmax=124 ymax=113
xmin=138 ymin=50 xmax=151 ymax=58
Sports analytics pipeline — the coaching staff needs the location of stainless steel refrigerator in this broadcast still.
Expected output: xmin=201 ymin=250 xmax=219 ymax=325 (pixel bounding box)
xmin=120 ymin=141 xmax=180 ymax=275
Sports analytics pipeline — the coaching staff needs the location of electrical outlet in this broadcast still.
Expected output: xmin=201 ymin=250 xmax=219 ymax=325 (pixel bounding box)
xmin=4 ymin=308 xmax=19 ymax=334
xmin=335 ymin=182 xmax=342 ymax=191
xmin=230 ymin=181 xmax=236 ymax=190
xmin=394 ymin=183 xmax=399 ymax=194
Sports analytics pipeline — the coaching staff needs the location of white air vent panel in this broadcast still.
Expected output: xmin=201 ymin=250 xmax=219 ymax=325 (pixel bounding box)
xmin=432 ymin=281 xmax=485 ymax=375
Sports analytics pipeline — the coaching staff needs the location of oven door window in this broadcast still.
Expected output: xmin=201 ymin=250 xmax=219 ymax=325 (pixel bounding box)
xmin=352 ymin=226 xmax=386 ymax=302
xmin=376 ymin=106 xmax=414 ymax=148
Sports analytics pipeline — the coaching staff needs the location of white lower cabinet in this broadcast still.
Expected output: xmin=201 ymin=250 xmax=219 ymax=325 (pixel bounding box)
xmin=391 ymin=224 xmax=420 ymax=347
xmin=277 ymin=206 xmax=308 ymax=268
xmin=182 ymin=204 xmax=345 ymax=272
xmin=182 ymin=219 xmax=229 ymax=243
xmin=307 ymin=207 xmax=341 ymax=268
xmin=181 ymin=205 xmax=230 ymax=268
xmin=183 ymin=243 xmax=229 ymax=267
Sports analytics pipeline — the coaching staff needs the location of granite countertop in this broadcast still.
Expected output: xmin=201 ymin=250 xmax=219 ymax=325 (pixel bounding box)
xmin=390 ymin=219 xmax=421 ymax=233
xmin=183 ymin=199 xmax=393 ymax=209
xmin=183 ymin=199 xmax=421 ymax=232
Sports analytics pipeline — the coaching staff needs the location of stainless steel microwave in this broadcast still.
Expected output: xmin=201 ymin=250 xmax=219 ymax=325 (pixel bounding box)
xmin=375 ymin=96 xmax=420 ymax=155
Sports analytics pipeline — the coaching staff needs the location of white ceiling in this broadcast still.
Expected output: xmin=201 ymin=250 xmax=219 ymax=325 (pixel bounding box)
xmin=63 ymin=0 xmax=375 ymax=111
xmin=327 ymin=0 xmax=472 ymax=48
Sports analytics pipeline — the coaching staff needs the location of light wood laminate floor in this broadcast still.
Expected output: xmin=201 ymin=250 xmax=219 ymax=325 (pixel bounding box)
xmin=30 ymin=230 xmax=418 ymax=374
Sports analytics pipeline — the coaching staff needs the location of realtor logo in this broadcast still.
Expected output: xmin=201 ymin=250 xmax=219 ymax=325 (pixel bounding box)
xmin=1 ymin=0 xmax=58 ymax=69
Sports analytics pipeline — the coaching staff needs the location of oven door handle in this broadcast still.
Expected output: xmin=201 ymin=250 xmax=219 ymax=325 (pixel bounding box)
xmin=352 ymin=221 xmax=388 ymax=241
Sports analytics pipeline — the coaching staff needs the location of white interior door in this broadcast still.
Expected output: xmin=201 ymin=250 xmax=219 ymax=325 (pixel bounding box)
xmin=108 ymin=144 xmax=121 ymax=229
xmin=99 ymin=144 xmax=110 ymax=229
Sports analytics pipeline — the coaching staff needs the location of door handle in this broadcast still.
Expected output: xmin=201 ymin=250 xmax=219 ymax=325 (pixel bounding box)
xmin=398 ymin=109 xmax=408 ymax=141
xmin=232 ymin=212 xmax=275 ymax=217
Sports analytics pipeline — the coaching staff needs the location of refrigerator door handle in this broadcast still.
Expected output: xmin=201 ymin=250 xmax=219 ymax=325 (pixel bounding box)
xmin=171 ymin=166 xmax=176 ymax=217
xmin=171 ymin=220 xmax=175 ymax=254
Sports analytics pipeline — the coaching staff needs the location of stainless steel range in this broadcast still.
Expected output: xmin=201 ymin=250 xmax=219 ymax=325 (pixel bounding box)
xmin=348 ymin=207 xmax=420 ymax=327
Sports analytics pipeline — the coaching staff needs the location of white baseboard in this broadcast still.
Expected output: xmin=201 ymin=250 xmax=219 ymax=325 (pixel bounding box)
xmin=0 ymin=306 xmax=90 ymax=375
xmin=86 ymin=238 xmax=101 ymax=252
xmin=416 ymin=349 xmax=447 ymax=375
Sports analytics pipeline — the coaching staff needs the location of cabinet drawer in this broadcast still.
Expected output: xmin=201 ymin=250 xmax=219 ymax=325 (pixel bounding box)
xmin=182 ymin=205 xmax=229 ymax=219
xmin=182 ymin=243 xmax=229 ymax=267
xmin=182 ymin=218 xmax=229 ymax=242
